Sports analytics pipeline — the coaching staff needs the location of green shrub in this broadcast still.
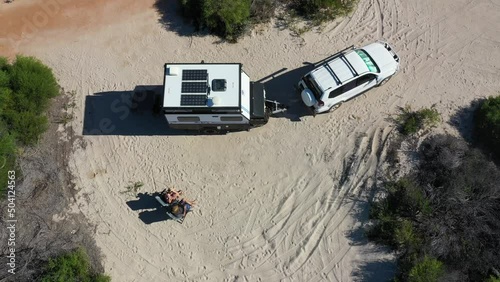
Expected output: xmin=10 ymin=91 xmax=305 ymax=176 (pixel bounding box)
xmin=179 ymin=0 xmax=251 ymax=42
xmin=408 ymin=256 xmax=444 ymax=282
xmin=396 ymin=105 xmax=440 ymax=135
xmin=0 ymin=122 xmax=16 ymax=196
xmin=41 ymin=247 xmax=110 ymax=282
xmin=382 ymin=178 xmax=430 ymax=219
xmin=369 ymin=179 xmax=426 ymax=253
xmin=178 ymin=0 xmax=355 ymax=40
xmin=474 ymin=95 xmax=500 ymax=159
xmin=486 ymin=276 xmax=500 ymax=282
xmin=250 ymin=0 xmax=276 ymax=24
xmin=3 ymin=110 xmax=49 ymax=145
xmin=0 ymin=55 xmax=59 ymax=195
xmin=285 ymin=0 xmax=355 ymax=23
xmin=371 ymin=134 xmax=500 ymax=280
xmin=0 ymin=87 xmax=12 ymax=116
xmin=0 ymin=70 xmax=9 ymax=88
xmin=0 ymin=56 xmax=58 ymax=145
xmin=203 ymin=0 xmax=251 ymax=41
xmin=8 ymin=56 xmax=59 ymax=113
xmin=394 ymin=220 xmax=421 ymax=250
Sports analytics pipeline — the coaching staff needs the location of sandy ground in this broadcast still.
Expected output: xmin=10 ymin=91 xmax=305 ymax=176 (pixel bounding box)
xmin=2 ymin=0 xmax=500 ymax=281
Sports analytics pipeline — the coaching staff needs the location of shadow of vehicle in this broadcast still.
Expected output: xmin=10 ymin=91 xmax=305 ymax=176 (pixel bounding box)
xmin=262 ymin=63 xmax=316 ymax=121
xmin=82 ymin=85 xmax=196 ymax=136
xmin=126 ymin=192 xmax=175 ymax=225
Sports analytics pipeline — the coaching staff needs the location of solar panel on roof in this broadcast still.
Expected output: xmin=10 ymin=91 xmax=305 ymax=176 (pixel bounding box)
xmin=182 ymin=69 xmax=207 ymax=81
xmin=180 ymin=95 xmax=207 ymax=106
xmin=181 ymin=82 xmax=207 ymax=93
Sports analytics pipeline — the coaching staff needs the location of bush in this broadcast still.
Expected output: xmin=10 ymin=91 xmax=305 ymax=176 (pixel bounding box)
xmin=203 ymin=0 xmax=251 ymax=41
xmin=285 ymin=0 xmax=355 ymax=23
xmin=487 ymin=276 xmax=500 ymax=282
xmin=250 ymin=0 xmax=276 ymax=24
xmin=180 ymin=0 xmax=251 ymax=42
xmin=396 ymin=105 xmax=440 ymax=135
xmin=0 ymin=122 xmax=16 ymax=196
xmin=408 ymin=256 xmax=444 ymax=282
xmin=41 ymin=247 xmax=110 ymax=282
xmin=370 ymin=134 xmax=500 ymax=280
xmin=0 ymin=55 xmax=59 ymax=196
xmin=375 ymin=178 xmax=430 ymax=220
xmin=8 ymin=56 xmax=59 ymax=114
xmin=394 ymin=219 xmax=421 ymax=250
xmin=0 ymin=55 xmax=58 ymax=145
xmin=419 ymin=136 xmax=500 ymax=276
xmin=177 ymin=0 xmax=356 ymax=40
xmin=4 ymin=110 xmax=49 ymax=145
xmin=474 ymin=95 xmax=500 ymax=159
xmin=369 ymin=178 xmax=425 ymax=251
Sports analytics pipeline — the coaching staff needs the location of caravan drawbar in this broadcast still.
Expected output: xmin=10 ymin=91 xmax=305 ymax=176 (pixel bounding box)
xmin=162 ymin=63 xmax=286 ymax=133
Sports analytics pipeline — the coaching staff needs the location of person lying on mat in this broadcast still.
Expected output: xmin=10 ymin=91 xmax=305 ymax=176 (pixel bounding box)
xmin=163 ymin=188 xmax=182 ymax=204
xmin=178 ymin=199 xmax=195 ymax=217
xmin=170 ymin=199 xmax=195 ymax=218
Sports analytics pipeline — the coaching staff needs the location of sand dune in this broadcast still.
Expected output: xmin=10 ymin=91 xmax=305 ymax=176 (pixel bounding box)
xmin=3 ymin=0 xmax=500 ymax=280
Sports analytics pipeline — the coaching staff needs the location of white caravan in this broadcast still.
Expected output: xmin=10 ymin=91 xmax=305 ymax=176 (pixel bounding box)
xmin=162 ymin=63 xmax=286 ymax=133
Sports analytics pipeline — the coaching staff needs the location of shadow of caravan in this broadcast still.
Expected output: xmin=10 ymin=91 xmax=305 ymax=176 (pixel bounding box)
xmin=82 ymin=63 xmax=318 ymax=136
xmin=83 ymin=85 xmax=195 ymax=136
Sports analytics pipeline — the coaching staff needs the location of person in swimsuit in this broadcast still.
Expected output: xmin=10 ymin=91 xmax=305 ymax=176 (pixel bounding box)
xmin=163 ymin=188 xmax=182 ymax=204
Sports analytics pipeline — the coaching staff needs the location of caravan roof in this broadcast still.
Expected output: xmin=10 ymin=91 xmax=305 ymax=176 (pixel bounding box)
xmin=163 ymin=63 xmax=241 ymax=109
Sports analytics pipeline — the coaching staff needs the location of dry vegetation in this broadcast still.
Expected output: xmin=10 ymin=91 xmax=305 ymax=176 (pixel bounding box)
xmin=369 ymin=99 xmax=500 ymax=281
xmin=175 ymin=0 xmax=355 ymax=41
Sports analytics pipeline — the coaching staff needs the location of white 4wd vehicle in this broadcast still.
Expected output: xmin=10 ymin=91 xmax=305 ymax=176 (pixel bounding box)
xmin=298 ymin=41 xmax=400 ymax=114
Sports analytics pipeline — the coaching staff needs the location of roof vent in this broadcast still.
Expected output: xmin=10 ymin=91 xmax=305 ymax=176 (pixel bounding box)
xmin=168 ymin=67 xmax=179 ymax=76
xmin=212 ymin=79 xmax=227 ymax=92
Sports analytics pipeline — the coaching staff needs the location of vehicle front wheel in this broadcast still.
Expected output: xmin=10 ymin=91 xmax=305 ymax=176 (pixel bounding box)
xmin=376 ymin=76 xmax=392 ymax=87
xmin=328 ymin=102 xmax=343 ymax=112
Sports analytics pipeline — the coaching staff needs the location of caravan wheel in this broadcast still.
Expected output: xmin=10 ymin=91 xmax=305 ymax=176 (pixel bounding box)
xmin=201 ymin=128 xmax=220 ymax=135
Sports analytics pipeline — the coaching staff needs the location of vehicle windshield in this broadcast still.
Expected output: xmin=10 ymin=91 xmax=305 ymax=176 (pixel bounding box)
xmin=303 ymin=74 xmax=322 ymax=99
xmin=355 ymin=50 xmax=380 ymax=73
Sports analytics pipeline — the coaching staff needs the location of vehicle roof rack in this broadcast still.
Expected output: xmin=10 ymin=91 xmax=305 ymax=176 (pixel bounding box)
xmin=323 ymin=63 xmax=341 ymax=85
xmin=340 ymin=54 xmax=358 ymax=77
xmin=314 ymin=45 xmax=355 ymax=67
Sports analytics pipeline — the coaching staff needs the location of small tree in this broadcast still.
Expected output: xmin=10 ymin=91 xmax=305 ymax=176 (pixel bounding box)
xmin=179 ymin=0 xmax=251 ymax=42
xmin=474 ymin=95 xmax=500 ymax=159
xmin=286 ymin=0 xmax=355 ymax=23
xmin=0 ymin=56 xmax=59 ymax=145
xmin=203 ymin=0 xmax=251 ymax=41
xmin=395 ymin=105 xmax=440 ymax=135
xmin=408 ymin=256 xmax=444 ymax=282
xmin=41 ymin=247 xmax=110 ymax=282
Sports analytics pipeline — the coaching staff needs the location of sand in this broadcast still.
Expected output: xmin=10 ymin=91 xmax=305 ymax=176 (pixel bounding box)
xmin=2 ymin=0 xmax=500 ymax=280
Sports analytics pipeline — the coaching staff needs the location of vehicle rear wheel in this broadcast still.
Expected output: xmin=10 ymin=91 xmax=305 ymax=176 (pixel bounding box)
xmin=376 ymin=76 xmax=392 ymax=87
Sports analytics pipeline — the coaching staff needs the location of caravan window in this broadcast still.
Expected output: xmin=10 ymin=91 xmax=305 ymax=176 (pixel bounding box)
xmin=177 ymin=116 xmax=200 ymax=122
